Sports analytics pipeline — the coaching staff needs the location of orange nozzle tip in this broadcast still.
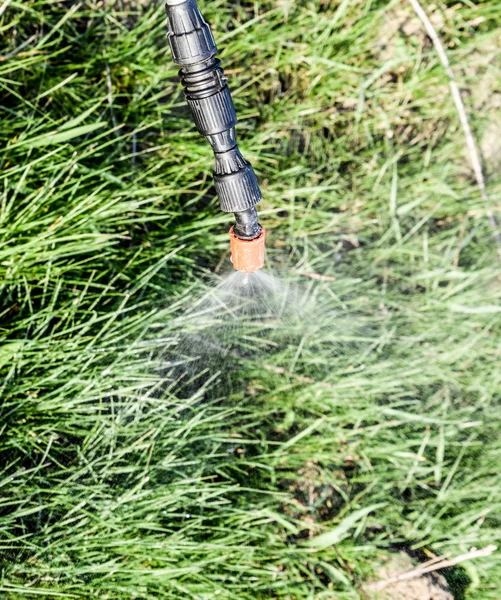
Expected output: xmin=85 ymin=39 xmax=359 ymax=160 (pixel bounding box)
xmin=229 ymin=227 xmax=266 ymax=274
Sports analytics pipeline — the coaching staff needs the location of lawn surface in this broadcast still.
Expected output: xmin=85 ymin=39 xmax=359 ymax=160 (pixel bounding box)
xmin=1 ymin=0 xmax=500 ymax=598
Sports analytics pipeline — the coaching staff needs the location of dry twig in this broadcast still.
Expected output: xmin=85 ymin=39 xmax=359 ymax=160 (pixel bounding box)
xmin=366 ymin=544 xmax=497 ymax=590
xmin=299 ymin=272 xmax=337 ymax=282
xmin=0 ymin=0 xmax=12 ymax=18
xmin=407 ymin=0 xmax=501 ymax=259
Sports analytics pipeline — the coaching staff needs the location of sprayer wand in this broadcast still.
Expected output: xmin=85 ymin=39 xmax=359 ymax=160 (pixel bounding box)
xmin=165 ymin=0 xmax=266 ymax=274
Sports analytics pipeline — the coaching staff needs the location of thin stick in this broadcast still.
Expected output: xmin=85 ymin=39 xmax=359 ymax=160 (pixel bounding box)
xmin=0 ymin=0 xmax=12 ymax=18
xmin=366 ymin=544 xmax=497 ymax=590
xmin=407 ymin=0 xmax=501 ymax=259
xmin=299 ymin=272 xmax=337 ymax=282
xmin=0 ymin=34 xmax=36 ymax=61
xmin=105 ymin=62 xmax=119 ymax=135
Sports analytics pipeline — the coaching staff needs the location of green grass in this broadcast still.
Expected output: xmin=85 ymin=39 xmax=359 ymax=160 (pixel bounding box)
xmin=1 ymin=0 xmax=500 ymax=598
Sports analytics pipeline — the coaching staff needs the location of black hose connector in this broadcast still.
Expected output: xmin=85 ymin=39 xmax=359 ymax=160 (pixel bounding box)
xmin=165 ymin=0 xmax=262 ymax=238
xmin=234 ymin=207 xmax=261 ymax=240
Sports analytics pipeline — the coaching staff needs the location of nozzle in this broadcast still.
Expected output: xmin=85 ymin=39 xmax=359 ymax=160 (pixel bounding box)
xmin=230 ymin=207 xmax=266 ymax=273
xmin=230 ymin=227 xmax=266 ymax=274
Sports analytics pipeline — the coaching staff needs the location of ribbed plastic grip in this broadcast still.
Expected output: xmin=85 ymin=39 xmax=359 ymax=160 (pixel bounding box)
xmin=186 ymin=87 xmax=237 ymax=136
xmin=215 ymin=164 xmax=262 ymax=213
